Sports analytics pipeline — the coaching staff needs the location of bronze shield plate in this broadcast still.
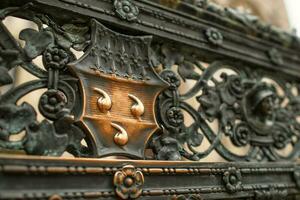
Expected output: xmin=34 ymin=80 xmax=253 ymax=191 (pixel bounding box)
xmin=68 ymin=20 xmax=167 ymax=158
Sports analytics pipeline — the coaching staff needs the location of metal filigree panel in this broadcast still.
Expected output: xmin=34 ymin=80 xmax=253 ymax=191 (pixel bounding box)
xmin=150 ymin=57 xmax=300 ymax=162
xmin=0 ymin=0 xmax=300 ymax=199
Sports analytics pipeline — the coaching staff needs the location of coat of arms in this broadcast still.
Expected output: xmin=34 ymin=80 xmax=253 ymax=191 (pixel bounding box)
xmin=68 ymin=20 xmax=167 ymax=158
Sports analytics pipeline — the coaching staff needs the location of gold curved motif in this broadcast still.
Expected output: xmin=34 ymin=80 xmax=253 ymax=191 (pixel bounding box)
xmin=128 ymin=94 xmax=144 ymax=121
xmin=93 ymin=87 xmax=112 ymax=113
xmin=111 ymin=122 xmax=129 ymax=146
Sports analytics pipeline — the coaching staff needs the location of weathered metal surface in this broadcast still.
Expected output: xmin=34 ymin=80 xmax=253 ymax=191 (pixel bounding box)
xmin=0 ymin=155 xmax=300 ymax=200
xmin=0 ymin=0 xmax=300 ymax=199
xmin=68 ymin=19 xmax=167 ymax=158
xmin=1 ymin=0 xmax=300 ymax=77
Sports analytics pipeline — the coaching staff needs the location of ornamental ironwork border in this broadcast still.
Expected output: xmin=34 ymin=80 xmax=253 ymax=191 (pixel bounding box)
xmin=0 ymin=0 xmax=300 ymax=199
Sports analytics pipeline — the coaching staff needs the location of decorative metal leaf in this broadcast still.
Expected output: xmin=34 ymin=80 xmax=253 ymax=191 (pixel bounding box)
xmin=161 ymin=44 xmax=184 ymax=68
xmin=53 ymin=112 xmax=89 ymax=156
xmin=0 ymin=67 xmax=13 ymax=86
xmin=54 ymin=33 xmax=73 ymax=50
xmin=187 ymin=124 xmax=203 ymax=147
xmin=0 ymin=49 xmax=21 ymax=69
xmin=0 ymin=49 xmax=21 ymax=86
xmin=19 ymin=29 xmax=54 ymax=59
xmin=0 ymin=103 xmax=36 ymax=140
xmin=25 ymin=120 xmax=68 ymax=156
xmin=150 ymin=135 xmax=182 ymax=160
xmin=178 ymin=62 xmax=201 ymax=81
xmin=62 ymin=24 xmax=89 ymax=44
xmin=50 ymin=24 xmax=90 ymax=51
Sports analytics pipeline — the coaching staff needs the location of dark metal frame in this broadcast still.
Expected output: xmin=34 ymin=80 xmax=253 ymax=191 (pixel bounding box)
xmin=1 ymin=0 xmax=300 ymax=199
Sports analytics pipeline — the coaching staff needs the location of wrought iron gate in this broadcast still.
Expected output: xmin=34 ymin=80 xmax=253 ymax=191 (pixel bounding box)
xmin=1 ymin=0 xmax=300 ymax=199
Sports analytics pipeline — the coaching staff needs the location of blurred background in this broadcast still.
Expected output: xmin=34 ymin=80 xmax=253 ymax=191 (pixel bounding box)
xmin=284 ymin=0 xmax=300 ymax=36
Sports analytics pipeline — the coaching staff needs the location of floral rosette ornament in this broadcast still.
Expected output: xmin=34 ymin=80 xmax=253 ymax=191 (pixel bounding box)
xmin=43 ymin=46 xmax=71 ymax=70
xmin=223 ymin=167 xmax=242 ymax=193
xmin=160 ymin=69 xmax=181 ymax=89
xmin=114 ymin=0 xmax=139 ymax=22
xmin=205 ymin=27 xmax=223 ymax=46
xmin=114 ymin=165 xmax=144 ymax=199
xmin=39 ymin=89 xmax=68 ymax=120
xmin=167 ymin=106 xmax=184 ymax=127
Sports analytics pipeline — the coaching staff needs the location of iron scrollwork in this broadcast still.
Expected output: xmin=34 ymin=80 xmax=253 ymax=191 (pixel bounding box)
xmin=0 ymin=0 xmax=300 ymax=199
xmin=150 ymin=43 xmax=300 ymax=162
xmin=0 ymin=1 xmax=167 ymax=159
xmin=0 ymin=5 xmax=92 ymax=157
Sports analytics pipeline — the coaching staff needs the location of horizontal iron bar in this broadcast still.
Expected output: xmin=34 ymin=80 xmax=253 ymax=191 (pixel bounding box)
xmin=2 ymin=0 xmax=299 ymax=79
xmin=0 ymin=155 xmax=300 ymax=199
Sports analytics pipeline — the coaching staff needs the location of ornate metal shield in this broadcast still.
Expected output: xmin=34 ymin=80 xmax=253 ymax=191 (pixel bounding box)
xmin=68 ymin=20 xmax=167 ymax=158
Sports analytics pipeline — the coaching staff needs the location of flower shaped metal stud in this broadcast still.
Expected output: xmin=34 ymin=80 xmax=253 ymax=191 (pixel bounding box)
xmin=223 ymin=167 xmax=242 ymax=193
xmin=205 ymin=27 xmax=223 ymax=46
xmin=167 ymin=106 xmax=184 ymax=127
xmin=39 ymin=89 xmax=68 ymax=120
xmin=160 ymin=70 xmax=181 ymax=89
xmin=114 ymin=0 xmax=139 ymax=22
xmin=114 ymin=165 xmax=144 ymax=199
xmin=43 ymin=46 xmax=71 ymax=70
